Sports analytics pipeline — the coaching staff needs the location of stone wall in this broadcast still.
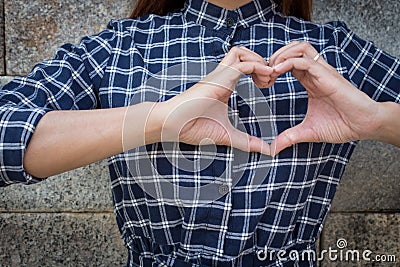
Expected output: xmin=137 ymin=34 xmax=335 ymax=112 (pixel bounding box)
xmin=0 ymin=0 xmax=399 ymax=266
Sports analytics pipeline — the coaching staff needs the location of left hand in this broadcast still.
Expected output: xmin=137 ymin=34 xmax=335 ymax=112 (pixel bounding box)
xmin=267 ymin=41 xmax=381 ymax=155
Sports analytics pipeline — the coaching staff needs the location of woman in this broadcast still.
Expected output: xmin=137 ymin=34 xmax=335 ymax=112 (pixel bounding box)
xmin=0 ymin=0 xmax=399 ymax=266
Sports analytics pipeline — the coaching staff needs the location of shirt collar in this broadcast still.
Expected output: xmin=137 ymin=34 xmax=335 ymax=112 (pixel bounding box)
xmin=183 ymin=0 xmax=278 ymax=31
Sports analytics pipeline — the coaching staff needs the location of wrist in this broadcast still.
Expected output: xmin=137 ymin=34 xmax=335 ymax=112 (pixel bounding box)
xmin=143 ymin=102 xmax=164 ymax=145
xmin=369 ymin=101 xmax=399 ymax=145
xmin=122 ymin=102 xmax=163 ymax=151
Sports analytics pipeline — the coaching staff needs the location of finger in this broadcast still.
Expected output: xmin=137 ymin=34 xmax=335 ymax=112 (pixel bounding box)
xmin=270 ymin=125 xmax=315 ymax=156
xmin=237 ymin=46 xmax=269 ymax=65
xmin=248 ymin=135 xmax=271 ymax=155
xmin=268 ymin=41 xmax=301 ymax=66
xmin=273 ymin=57 xmax=313 ymax=75
xmin=222 ymin=46 xmax=268 ymax=66
xmin=252 ymin=74 xmax=271 ymax=89
xmin=202 ymin=62 xmax=273 ymax=92
xmin=233 ymin=61 xmax=274 ymax=76
xmin=272 ymin=55 xmax=345 ymax=87
xmin=271 ymin=42 xmax=319 ymax=67
xmin=229 ymin=127 xmax=271 ymax=155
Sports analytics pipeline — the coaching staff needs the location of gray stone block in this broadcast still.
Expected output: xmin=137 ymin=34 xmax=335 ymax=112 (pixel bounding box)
xmin=331 ymin=141 xmax=400 ymax=212
xmin=320 ymin=213 xmax=399 ymax=267
xmin=0 ymin=160 xmax=114 ymax=212
xmin=0 ymin=0 xmax=4 ymax=75
xmin=313 ymin=0 xmax=400 ymax=58
xmin=4 ymin=0 xmax=135 ymax=75
xmin=0 ymin=213 xmax=126 ymax=266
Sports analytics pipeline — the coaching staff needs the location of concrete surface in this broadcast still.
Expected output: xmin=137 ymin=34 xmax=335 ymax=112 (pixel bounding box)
xmin=321 ymin=213 xmax=399 ymax=267
xmin=0 ymin=213 xmax=126 ymax=266
xmin=4 ymin=0 xmax=134 ymax=75
xmin=0 ymin=0 xmax=4 ymax=75
xmin=331 ymin=141 xmax=400 ymax=212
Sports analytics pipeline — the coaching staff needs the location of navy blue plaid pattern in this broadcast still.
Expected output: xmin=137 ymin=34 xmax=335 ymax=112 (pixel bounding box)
xmin=1 ymin=0 xmax=399 ymax=266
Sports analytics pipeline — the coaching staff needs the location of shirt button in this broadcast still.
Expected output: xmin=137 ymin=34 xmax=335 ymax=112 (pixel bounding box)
xmin=226 ymin=17 xmax=235 ymax=27
xmin=219 ymin=184 xmax=230 ymax=195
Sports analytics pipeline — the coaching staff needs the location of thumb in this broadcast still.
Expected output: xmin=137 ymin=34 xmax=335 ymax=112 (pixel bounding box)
xmin=229 ymin=127 xmax=271 ymax=155
xmin=271 ymin=124 xmax=314 ymax=156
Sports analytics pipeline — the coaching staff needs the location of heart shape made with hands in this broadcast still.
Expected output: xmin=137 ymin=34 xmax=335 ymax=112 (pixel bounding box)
xmin=176 ymin=42 xmax=375 ymax=157
xmin=122 ymin=42 xmax=377 ymax=205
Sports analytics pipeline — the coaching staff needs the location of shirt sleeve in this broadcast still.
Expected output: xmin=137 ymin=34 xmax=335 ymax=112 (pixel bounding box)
xmin=0 ymin=21 xmax=119 ymax=187
xmin=333 ymin=21 xmax=400 ymax=103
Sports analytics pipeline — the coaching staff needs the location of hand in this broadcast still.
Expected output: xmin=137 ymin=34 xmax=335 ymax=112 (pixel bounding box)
xmin=153 ymin=46 xmax=274 ymax=155
xmin=268 ymin=41 xmax=382 ymax=155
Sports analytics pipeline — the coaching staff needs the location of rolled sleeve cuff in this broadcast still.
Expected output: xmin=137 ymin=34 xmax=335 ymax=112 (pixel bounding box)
xmin=0 ymin=107 xmax=51 ymax=186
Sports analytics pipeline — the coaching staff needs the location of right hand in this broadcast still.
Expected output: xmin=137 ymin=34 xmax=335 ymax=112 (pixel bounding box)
xmin=153 ymin=46 xmax=274 ymax=155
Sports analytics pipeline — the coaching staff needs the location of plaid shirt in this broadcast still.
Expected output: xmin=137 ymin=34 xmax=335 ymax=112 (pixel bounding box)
xmin=1 ymin=0 xmax=399 ymax=266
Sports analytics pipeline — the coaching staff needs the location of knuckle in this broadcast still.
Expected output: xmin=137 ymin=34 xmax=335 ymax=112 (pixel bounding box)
xmin=230 ymin=46 xmax=240 ymax=53
xmin=304 ymin=42 xmax=314 ymax=51
xmin=299 ymin=41 xmax=309 ymax=49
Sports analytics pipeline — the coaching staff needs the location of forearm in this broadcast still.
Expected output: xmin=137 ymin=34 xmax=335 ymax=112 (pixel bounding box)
xmin=24 ymin=102 xmax=160 ymax=178
xmin=372 ymin=101 xmax=400 ymax=147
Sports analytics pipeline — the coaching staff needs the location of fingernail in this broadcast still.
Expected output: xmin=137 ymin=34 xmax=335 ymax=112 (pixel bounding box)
xmin=273 ymin=62 xmax=283 ymax=69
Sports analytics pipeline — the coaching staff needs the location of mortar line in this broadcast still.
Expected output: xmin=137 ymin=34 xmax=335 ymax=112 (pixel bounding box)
xmin=318 ymin=229 xmax=324 ymax=267
xmin=2 ymin=0 xmax=6 ymax=75
xmin=329 ymin=210 xmax=400 ymax=214
xmin=0 ymin=210 xmax=115 ymax=214
xmin=1 ymin=210 xmax=399 ymax=214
